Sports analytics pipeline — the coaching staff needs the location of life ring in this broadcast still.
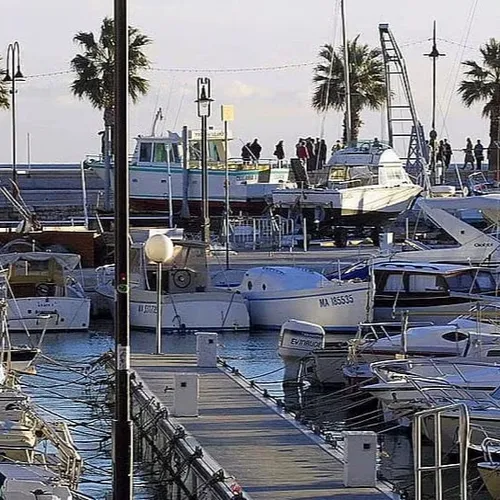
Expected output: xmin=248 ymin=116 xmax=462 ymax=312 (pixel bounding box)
xmin=36 ymin=283 xmax=51 ymax=297
xmin=172 ymin=269 xmax=192 ymax=289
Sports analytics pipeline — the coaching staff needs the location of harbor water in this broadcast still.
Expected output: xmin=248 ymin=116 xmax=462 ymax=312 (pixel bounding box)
xmin=15 ymin=323 xmax=491 ymax=499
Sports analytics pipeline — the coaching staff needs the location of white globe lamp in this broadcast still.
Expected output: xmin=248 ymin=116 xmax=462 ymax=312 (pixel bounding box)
xmin=144 ymin=234 xmax=174 ymax=354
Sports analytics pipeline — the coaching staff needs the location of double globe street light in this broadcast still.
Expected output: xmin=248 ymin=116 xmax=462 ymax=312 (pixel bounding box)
xmin=3 ymin=42 xmax=25 ymax=198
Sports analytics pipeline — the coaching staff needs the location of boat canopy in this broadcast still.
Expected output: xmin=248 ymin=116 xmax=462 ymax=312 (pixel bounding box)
xmin=0 ymin=252 xmax=81 ymax=271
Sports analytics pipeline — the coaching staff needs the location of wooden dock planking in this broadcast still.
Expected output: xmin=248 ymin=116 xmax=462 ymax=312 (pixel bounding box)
xmin=131 ymin=354 xmax=393 ymax=500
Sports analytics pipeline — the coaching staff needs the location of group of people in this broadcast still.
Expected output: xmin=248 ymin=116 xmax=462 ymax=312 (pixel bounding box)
xmin=241 ymin=137 xmax=332 ymax=170
xmin=295 ymin=137 xmax=328 ymax=171
xmin=463 ymin=137 xmax=485 ymax=170
xmin=241 ymin=139 xmax=262 ymax=164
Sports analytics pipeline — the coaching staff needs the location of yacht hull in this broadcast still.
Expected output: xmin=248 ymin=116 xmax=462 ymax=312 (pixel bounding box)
xmin=242 ymin=282 xmax=371 ymax=332
xmin=272 ymin=185 xmax=422 ymax=225
xmin=100 ymin=289 xmax=250 ymax=332
xmin=7 ymin=297 xmax=91 ymax=332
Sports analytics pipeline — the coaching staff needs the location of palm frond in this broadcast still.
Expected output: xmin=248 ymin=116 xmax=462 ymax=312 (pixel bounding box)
xmin=70 ymin=17 xmax=151 ymax=113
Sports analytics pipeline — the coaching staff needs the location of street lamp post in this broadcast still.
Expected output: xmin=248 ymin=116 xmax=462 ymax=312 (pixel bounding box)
xmin=144 ymin=234 xmax=174 ymax=354
xmin=3 ymin=42 xmax=25 ymax=198
xmin=221 ymin=105 xmax=234 ymax=270
xmin=195 ymin=78 xmax=213 ymax=244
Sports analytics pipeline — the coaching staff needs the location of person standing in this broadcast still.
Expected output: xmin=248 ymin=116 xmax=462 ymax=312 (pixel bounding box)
xmin=273 ymin=140 xmax=285 ymax=164
xmin=318 ymin=139 xmax=327 ymax=168
xmin=474 ymin=139 xmax=484 ymax=170
xmin=249 ymin=139 xmax=262 ymax=162
xmin=305 ymin=138 xmax=315 ymax=171
xmin=436 ymin=140 xmax=444 ymax=165
xmin=443 ymin=139 xmax=452 ymax=168
xmin=464 ymin=137 xmax=474 ymax=169
xmin=241 ymin=143 xmax=252 ymax=164
xmin=297 ymin=140 xmax=309 ymax=166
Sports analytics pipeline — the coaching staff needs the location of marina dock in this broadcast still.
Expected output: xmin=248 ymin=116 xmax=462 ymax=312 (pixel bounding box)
xmin=129 ymin=352 xmax=397 ymax=500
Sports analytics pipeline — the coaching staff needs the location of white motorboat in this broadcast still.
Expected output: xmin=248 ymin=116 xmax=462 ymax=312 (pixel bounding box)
xmin=363 ymin=358 xmax=500 ymax=409
xmin=300 ymin=304 xmax=500 ymax=386
xmin=0 ymin=252 xmax=91 ymax=332
xmin=96 ymin=238 xmax=249 ymax=332
xmin=236 ymin=266 xmax=373 ymax=331
xmin=271 ymin=141 xmax=422 ymax=228
xmin=341 ymin=260 xmax=500 ymax=325
xmin=391 ymin=195 xmax=500 ymax=264
xmin=85 ymin=129 xmax=290 ymax=214
xmin=0 ymin=463 xmax=74 ymax=500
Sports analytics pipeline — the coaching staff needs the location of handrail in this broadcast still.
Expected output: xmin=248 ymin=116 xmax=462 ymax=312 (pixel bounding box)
xmin=413 ymin=402 xmax=469 ymax=500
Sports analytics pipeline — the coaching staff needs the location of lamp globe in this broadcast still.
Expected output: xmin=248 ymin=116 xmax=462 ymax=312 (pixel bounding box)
xmin=144 ymin=234 xmax=174 ymax=264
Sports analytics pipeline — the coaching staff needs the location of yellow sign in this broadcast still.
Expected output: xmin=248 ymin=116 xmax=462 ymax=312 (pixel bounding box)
xmin=221 ymin=105 xmax=235 ymax=122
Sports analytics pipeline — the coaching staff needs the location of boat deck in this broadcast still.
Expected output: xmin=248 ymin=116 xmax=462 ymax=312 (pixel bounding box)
xmin=131 ymin=353 xmax=393 ymax=500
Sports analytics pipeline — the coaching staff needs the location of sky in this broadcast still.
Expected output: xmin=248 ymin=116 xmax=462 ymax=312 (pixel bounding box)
xmin=0 ymin=0 xmax=496 ymax=163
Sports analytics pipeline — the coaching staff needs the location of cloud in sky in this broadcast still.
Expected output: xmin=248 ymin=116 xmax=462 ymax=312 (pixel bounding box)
xmin=0 ymin=0 xmax=496 ymax=162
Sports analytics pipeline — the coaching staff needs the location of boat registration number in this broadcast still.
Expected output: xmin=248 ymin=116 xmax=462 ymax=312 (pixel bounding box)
xmin=138 ymin=304 xmax=157 ymax=314
xmin=318 ymin=294 xmax=354 ymax=308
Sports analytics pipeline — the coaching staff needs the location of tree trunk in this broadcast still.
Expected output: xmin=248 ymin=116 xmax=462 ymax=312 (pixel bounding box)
xmin=342 ymin=108 xmax=362 ymax=146
xmin=488 ymin=114 xmax=500 ymax=178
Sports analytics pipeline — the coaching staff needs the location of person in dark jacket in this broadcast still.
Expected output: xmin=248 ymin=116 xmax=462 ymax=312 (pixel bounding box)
xmin=249 ymin=139 xmax=262 ymax=161
xmin=318 ymin=139 xmax=328 ymax=168
xmin=443 ymin=139 xmax=452 ymax=168
xmin=241 ymin=143 xmax=252 ymax=164
xmin=463 ymin=137 xmax=474 ymax=169
xmin=474 ymin=139 xmax=484 ymax=170
xmin=273 ymin=141 xmax=285 ymax=163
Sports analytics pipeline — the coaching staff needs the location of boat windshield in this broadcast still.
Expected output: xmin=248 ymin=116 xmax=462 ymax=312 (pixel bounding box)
xmin=138 ymin=141 xmax=181 ymax=164
xmin=446 ymin=270 xmax=497 ymax=294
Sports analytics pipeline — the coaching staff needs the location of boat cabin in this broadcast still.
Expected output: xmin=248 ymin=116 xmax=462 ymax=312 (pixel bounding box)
xmin=374 ymin=262 xmax=498 ymax=299
xmin=132 ymin=129 xmax=234 ymax=168
xmin=326 ymin=141 xmax=413 ymax=188
xmin=132 ymin=240 xmax=210 ymax=294
xmin=0 ymin=252 xmax=83 ymax=299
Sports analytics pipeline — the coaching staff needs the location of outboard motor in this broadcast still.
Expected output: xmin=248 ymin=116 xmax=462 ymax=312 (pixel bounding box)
xmin=278 ymin=319 xmax=326 ymax=385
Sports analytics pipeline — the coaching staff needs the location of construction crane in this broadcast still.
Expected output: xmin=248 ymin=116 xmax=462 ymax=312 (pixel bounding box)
xmin=379 ymin=23 xmax=430 ymax=183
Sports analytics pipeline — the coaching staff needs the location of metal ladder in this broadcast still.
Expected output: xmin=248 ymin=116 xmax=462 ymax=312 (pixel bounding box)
xmin=413 ymin=402 xmax=470 ymax=500
xmin=379 ymin=23 xmax=429 ymax=182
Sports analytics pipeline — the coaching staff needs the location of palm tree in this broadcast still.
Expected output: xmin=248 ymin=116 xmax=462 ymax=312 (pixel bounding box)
xmin=70 ymin=17 xmax=151 ymax=209
xmin=458 ymin=38 xmax=500 ymax=172
xmin=0 ymin=57 xmax=10 ymax=110
xmin=312 ymin=36 xmax=386 ymax=144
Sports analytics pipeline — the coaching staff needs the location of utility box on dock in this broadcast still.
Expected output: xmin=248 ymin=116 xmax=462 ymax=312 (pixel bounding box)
xmin=342 ymin=431 xmax=377 ymax=487
xmin=173 ymin=373 xmax=199 ymax=417
xmin=196 ymin=332 xmax=218 ymax=368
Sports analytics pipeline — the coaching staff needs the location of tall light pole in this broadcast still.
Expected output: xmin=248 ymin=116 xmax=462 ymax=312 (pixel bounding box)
xmin=195 ymin=78 xmax=213 ymax=244
xmin=3 ymin=42 xmax=25 ymax=198
xmin=113 ymin=0 xmax=133 ymax=497
xmin=221 ymin=105 xmax=234 ymax=269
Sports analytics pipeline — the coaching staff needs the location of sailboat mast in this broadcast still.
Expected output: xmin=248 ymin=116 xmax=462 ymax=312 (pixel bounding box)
xmin=341 ymin=0 xmax=352 ymax=145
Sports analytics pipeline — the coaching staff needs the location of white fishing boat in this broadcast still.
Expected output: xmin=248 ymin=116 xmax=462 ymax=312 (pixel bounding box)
xmin=96 ymin=239 xmax=249 ymax=332
xmin=85 ymin=130 xmax=289 ymax=214
xmin=0 ymin=252 xmax=91 ymax=332
xmin=237 ymin=266 xmax=373 ymax=331
xmin=271 ymin=141 xmax=422 ymax=228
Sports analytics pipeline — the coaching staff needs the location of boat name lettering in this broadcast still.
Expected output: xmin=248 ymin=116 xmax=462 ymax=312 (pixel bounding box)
xmin=318 ymin=294 xmax=354 ymax=308
xmin=138 ymin=304 xmax=157 ymax=314
xmin=36 ymin=302 xmax=55 ymax=308
xmin=289 ymin=338 xmax=323 ymax=348
xmin=474 ymin=242 xmax=494 ymax=247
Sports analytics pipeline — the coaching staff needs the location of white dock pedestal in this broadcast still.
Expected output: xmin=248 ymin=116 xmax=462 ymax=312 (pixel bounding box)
xmin=342 ymin=431 xmax=377 ymax=487
xmin=195 ymin=332 xmax=218 ymax=368
xmin=173 ymin=373 xmax=199 ymax=417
